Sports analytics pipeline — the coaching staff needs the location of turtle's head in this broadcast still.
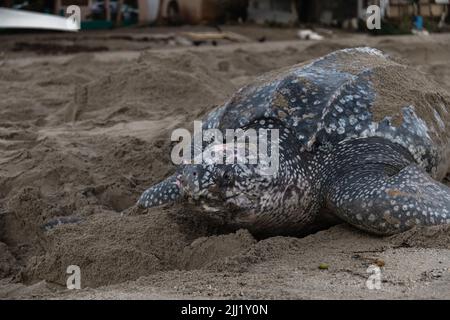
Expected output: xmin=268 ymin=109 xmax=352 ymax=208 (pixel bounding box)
xmin=138 ymin=138 xmax=317 ymax=232
xmin=136 ymin=161 xmax=267 ymax=216
xmin=178 ymin=161 xmax=270 ymax=215
xmin=138 ymin=142 xmax=278 ymax=216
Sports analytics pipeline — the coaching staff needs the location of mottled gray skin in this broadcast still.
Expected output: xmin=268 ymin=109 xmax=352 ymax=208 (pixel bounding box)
xmin=138 ymin=47 xmax=450 ymax=236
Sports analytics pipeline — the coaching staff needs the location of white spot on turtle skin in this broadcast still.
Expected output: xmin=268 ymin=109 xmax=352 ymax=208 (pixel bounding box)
xmin=368 ymin=214 xmax=376 ymax=222
xmin=202 ymin=204 xmax=220 ymax=212
xmin=403 ymin=106 xmax=432 ymax=140
xmin=433 ymin=109 xmax=445 ymax=130
xmin=342 ymin=47 xmax=386 ymax=57
xmin=358 ymin=113 xmax=368 ymax=121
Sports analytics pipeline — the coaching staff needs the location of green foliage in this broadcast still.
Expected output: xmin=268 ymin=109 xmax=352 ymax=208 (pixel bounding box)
xmin=423 ymin=18 xmax=440 ymax=32
xmin=367 ymin=17 xmax=412 ymax=35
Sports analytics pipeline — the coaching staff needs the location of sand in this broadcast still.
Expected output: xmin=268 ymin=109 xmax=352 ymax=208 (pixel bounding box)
xmin=0 ymin=27 xmax=450 ymax=299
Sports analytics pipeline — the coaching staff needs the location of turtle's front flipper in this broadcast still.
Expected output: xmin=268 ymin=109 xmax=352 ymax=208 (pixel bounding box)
xmin=137 ymin=174 xmax=182 ymax=208
xmin=326 ymin=164 xmax=450 ymax=235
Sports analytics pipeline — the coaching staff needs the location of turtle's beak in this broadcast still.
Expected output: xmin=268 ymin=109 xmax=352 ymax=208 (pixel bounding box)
xmin=137 ymin=174 xmax=183 ymax=208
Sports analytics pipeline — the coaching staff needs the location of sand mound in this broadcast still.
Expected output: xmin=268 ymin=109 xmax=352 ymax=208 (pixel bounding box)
xmin=19 ymin=208 xmax=256 ymax=288
xmin=50 ymin=223 xmax=450 ymax=299
xmin=62 ymin=51 xmax=238 ymax=125
xmin=389 ymin=225 xmax=450 ymax=249
xmin=0 ymin=242 xmax=18 ymax=278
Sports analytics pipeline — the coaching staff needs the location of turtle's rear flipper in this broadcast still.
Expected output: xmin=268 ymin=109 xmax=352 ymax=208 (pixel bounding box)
xmin=326 ymin=164 xmax=450 ymax=235
xmin=137 ymin=174 xmax=182 ymax=208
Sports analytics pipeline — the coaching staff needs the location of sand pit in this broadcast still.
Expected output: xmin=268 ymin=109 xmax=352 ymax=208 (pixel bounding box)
xmin=0 ymin=30 xmax=450 ymax=299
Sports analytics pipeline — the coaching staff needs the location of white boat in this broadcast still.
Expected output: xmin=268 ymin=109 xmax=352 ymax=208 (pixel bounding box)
xmin=0 ymin=7 xmax=79 ymax=31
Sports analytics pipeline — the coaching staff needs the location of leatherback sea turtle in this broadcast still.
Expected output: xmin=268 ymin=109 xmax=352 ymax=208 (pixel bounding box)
xmin=138 ymin=47 xmax=450 ymax=236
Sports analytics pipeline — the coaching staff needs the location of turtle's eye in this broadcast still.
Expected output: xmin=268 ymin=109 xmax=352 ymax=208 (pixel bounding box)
xmin=219 ymin=168 xmax=235 ymax=186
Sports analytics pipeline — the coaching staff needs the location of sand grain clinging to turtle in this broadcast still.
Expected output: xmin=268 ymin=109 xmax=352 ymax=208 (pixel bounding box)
xmin=139 ymin=47 xmax=450 ymax=236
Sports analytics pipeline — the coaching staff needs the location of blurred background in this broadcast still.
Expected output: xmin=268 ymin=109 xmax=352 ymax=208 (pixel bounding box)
xmin=0 ymin=0 xmax=449 ymax=55
xmin=0 ymin=0 xmax=449 ymax=33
